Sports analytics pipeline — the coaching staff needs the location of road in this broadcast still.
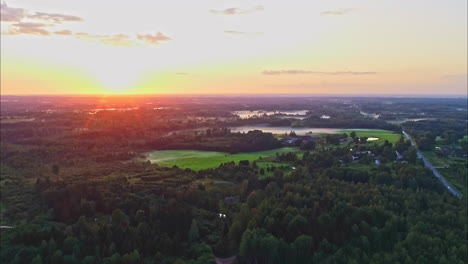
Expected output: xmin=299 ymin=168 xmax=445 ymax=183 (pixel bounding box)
xmin=402 ymin=131 xmax=462 ymax=199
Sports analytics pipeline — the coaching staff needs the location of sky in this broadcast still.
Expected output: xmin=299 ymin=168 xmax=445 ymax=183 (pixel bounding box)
xmin=1 ymin=0 xmax=467 ymax=95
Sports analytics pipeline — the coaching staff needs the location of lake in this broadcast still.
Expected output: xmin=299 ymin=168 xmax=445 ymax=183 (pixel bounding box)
xmin=233 ymin=110 xmax=309 ymax=119
xmin=230 ymin=125 xmax=343 ymax=134
xmin=165 ymin=125 xmax=389 ymax=137
xmin=386 ymin=118 xmax=436 ymax=125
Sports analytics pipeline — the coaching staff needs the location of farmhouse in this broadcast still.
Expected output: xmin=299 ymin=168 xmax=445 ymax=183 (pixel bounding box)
xmin=281 ymin=135 xmax=320 ymax=146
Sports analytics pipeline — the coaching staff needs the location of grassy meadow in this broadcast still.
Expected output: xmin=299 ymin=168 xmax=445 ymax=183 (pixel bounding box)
xmin=340 ymin=129 xmax=401 ymax=144
xmin=146 ymin=147 xmax=302 ymax=171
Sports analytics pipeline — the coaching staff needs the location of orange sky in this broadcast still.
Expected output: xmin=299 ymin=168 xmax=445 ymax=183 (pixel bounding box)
xmin=1 ymin=0 xmax=467 ymax=95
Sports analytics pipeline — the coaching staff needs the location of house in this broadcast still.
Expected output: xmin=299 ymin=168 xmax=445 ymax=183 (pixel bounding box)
xmin=282 ymin=138 xmax=300 ymax=145
xmin=354 ymin=150 xmax=373 ymax=156
xmin=352 ymin=151 xmax=374 ymax=161
xmin=281 ymin=135 xmax=320 ymax=146
xmin=395 ymin=151 xmax=404 ymax=160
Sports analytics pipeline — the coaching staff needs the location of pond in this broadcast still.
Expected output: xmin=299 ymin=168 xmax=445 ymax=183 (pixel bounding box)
xmin=360 ymin=111 xmax=380 ymax=119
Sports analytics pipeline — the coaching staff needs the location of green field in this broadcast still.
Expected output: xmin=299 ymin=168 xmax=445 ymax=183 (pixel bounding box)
xmin=256 ymin=161 xmax=292 ymax=179
xmin=421 ymin=151 xmax=449 ymax=168
xmin=339 ymin=129 xmax=401 ymax=144
xmin=146 ymin=147 xmax=302 ymax=171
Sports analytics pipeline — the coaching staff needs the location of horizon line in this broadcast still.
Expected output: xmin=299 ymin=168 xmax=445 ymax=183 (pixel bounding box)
xmin=1 ymin=93 xmax=467 ymax=99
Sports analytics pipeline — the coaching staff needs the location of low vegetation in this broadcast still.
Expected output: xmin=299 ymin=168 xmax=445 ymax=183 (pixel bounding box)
xmin=146 ymin=148 xmax=302 ymax=171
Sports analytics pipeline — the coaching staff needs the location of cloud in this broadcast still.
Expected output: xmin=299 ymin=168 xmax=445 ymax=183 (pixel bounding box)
xmin=321 ymin=8 xmax=353 ymax=16
xmin=262 ymin=70 xmax=378 ymax=75
xmin=210 ymin=6 xmax=264 ymax=15
xmin=1 ymin=2 xmax=25 ymax=22
xmin=75 ymin=32 xmax=134 ymax=46
xmin=101 ymin=34 xmax=133 ymax=46
xmin=1 ymin=2 xmax=82 ymax=23
xmin=28 ymin=12 xmax=82 ymax=23
xmin=1 ymin=2 xmax=170 ymax=47
xmin=224 ymin=30 xmax=263 ymax=36
xmin=1 ymin=1 xmax=82 ymax=36
xmin=74 ymin=32 xmax=172 ymax=46
xmin=5 ymin=22 xmax=50 ymax=36
xmin=263 ymin=70 xmax=313 ymax=75
xmin=137 ymin=32 xmax=171 ymax=45
xmin=54 ymin=29 xmax=73 ymax=35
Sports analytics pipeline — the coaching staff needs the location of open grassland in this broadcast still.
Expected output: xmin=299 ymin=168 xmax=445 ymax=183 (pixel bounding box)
xmin=340 ymin=129 xmax=401 ymax=144
xmin=146 ymin=147 xmax=302 ymax=171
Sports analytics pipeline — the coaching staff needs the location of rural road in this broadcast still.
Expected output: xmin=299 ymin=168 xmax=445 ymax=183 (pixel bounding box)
xmin=402 ymin=131 xmax=462 ymax=199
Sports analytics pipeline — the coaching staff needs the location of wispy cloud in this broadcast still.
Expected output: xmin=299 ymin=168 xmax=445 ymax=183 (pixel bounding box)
xmin=1 ymin=1 xmax=82 ymax=36
xmin=1 ymin=2 xmax=82 ymax=23
xmin=262 ymin=70 xmax=378 ymax=75
xmin=137 ymin=32 xmax=171 ymax=45
xmin=0 ymin=2 xmax=25 ymax=22
xmin=321 ymin=8 xmax=353 ymax=16
xmin=224 ymin=30 xmax=263 ymax=36
xmin=28 ymin=12 xmax=82 ymax=23
xmin=263 ymin=70 xmax=312 ymax=75
xmin=5 ymin=22 xmax=50 ymax=36
xmin=74 ymin=32 xmax=172 ymax=47
xmin=75 ymin=32 xmax=134 ymax=46
xmin=210 ymin=6 xmax=264 ymax=15
xmin=1 ymin=2 xmax=171 ymax=47
xmin=54 ymin=29 xmax=73 ymax=35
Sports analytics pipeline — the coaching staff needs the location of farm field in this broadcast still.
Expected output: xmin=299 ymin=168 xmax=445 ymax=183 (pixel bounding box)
xmin=340 ymin=129 xmax=401 ymax=144
xmin=146 ymin=147 xmax=302 ymax=171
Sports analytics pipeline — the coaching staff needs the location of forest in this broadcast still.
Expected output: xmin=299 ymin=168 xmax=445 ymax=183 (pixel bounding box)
xmin=0 ymin=96 xmax=466 ymax=264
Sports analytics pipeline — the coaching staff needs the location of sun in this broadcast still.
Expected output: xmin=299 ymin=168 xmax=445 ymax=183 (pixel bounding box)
xmin=94 ymin=66 xmax=143 ymax=94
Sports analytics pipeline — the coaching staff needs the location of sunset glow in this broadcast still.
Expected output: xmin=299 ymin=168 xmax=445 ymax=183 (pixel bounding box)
xmin=1 ymin=0 xmax=467 ymax=95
